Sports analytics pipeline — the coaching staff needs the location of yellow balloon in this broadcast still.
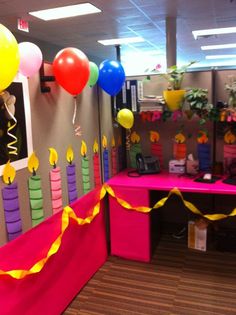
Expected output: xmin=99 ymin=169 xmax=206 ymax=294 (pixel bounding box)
xmin=0 ymin=24 xmax=20 ymax=92
xmin=117 ymin=108 xmax=134 ymax=129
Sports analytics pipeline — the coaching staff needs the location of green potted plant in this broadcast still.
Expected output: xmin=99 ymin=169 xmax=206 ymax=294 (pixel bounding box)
xmin=184 ymin=87 xmax=213 ymax=124
xmin=157 ymin=61 xmax=195 ymax=111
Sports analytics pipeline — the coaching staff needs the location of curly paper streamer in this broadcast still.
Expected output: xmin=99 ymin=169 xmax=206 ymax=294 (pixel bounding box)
xmin=126 ymin=128 xmax=131 ymax=151
xmin=74 ymin=125 xmax=82 ymax=137
xmin=4 ymin=102 xmax=18 ymax=156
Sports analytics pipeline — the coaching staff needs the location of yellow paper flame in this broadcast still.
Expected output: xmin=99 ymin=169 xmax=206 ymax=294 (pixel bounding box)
xmin=224 ymin=130 xmax=236 ymax=144
xmin=150 ymin=131 xmax=160 ymax=143
xmin=93 ymin=139 xmax=99 ymax=153
xmin=28 ymin=152 xmax=39 ymax=173
xmin=2 ymin=161 xmax=15 ymax=184
xmin=81 ymin=140 xmax=87 ymax=156
xmin=49 ymin=147 xmax=58 ymax=166
xmin=197 ymin=131 xmax=208 ymax=144
xmin=131 ymin=131 xmax=140 ymax=143
xmin=66 ymin=145 xmax=74 ymax=163
xmin=175 ymin=132 xmax=186 ymax=144
xmin=102 ymin=135 xmax=107 ymax=149
xmin=111 ymin=136 xmax=115 ymax=147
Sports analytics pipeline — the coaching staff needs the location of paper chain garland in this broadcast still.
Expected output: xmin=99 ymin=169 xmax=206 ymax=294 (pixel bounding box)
xmin=0 ymin=184 xmax=236 ymax=280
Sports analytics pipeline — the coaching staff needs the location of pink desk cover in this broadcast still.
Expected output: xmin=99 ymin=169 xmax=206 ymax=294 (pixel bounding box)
xmin=0 ymin=187 xmax=107 ymax=315
xmin=107 ymin=170 xmax=236 ymax=195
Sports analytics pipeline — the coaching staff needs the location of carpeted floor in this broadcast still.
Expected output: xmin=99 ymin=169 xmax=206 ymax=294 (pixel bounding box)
xmin=64 ymin=234 xmax=236 ymax=315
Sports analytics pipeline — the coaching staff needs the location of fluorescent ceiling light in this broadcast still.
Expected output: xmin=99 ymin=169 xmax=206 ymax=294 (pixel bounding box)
xmin=29 ymin=3 xmax=101 ymax=21
xmin=206 ymin=54 xmax=236 ymax=59
xmin=98 ymin=37 xmax=145 ymax=46
xmin=201 ymin=43 xmax=236 ymax=50
xmin=193 ymin=26 xmax=236 ymax=39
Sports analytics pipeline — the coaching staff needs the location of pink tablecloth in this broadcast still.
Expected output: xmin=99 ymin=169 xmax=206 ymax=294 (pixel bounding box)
xmin=0 ymin=187 xmax=107 ymax=315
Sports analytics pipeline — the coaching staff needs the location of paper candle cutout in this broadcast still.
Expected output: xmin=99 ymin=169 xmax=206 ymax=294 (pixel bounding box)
xmin=173 ymin=132 xmax=187 ymax=160
xmin=66 ymin=145 xmax=78 ymax=204
xmin=197 ymin=131 xmax=211 ymax=171
xmin=223 ymin=130 xmax=236 ymax=173
xmin=102 ymin=135 xmax=109 ymax=182
xmin=1 ymin=161 xmax=22 ymax=241
xmin=118 ymin=135 xmax=124 ymax=171
xmin=81 ymin=140 xmax=91 ymax=194
xmin=111 ymin=136 xmax=118 ymax=176
xmin=93 ymin=139 xmax=101 ymax=187
xmin=49 ymin=147 xmax=63 ymax=214
xmin=129 ymin=131 xmax=142 ymax=168
xmin=28 ymin=152 xmax=44 ymax=227
xmin=150 ymin=131 xmax=163 ymax=169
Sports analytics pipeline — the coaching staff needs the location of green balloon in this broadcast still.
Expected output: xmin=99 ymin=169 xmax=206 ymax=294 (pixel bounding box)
xmin=88 ymin=61 xmax=99 ymax=87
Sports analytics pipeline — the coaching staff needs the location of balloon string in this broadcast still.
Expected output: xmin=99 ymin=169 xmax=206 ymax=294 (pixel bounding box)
xmin=4 ymin=103 xmax=18 ymax=156
xmin=72 ymin=97 xmax=77 ymax=125
xmin=126 ymin=129 xmax=131 ymax=151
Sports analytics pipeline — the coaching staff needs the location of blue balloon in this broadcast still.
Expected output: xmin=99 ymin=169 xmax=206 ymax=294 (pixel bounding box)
xmin=98 ymin=60 xmax=125 ymax=96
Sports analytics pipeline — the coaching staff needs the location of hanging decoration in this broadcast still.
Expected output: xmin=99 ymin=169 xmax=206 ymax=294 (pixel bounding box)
xmin=80 ymin=140 xmax=91 ymax=194
xmin=66 ymin=145 xmax=78 ymax=203
xmin=150 ymin=131 xmax=163 ymax=169
xmin=18 ymin=42 xmax=43 ymax=77
xmin=93 ymin=139 xmax=101 ymax=188
xmin=1 ymin=161 xmax=22 ymax=241
xmin=28 ymin=152 xmax=44 ymax=226
xmin=49 ymin=147 xmax=63 ymax=214
xmin=129 ymin=131 xmax=142 ymax=168
xmin=102 ymin=135 xmax=109 ymax=182
xmin=88 ymin=61 xmax=99 ymax=87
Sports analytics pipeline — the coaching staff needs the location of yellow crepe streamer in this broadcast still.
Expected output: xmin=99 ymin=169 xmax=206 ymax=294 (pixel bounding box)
xmin=5 ymin=103 xmax=18 ymax=156
xmin=0 ymin=183 xmax=236 ymax=280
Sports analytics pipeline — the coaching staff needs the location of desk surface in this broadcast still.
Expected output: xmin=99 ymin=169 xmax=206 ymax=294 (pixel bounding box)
xmin=107 ymin=170 xmax=236 ymax=195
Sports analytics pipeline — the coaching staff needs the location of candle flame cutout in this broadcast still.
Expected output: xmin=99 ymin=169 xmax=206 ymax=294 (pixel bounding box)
xmin=28 ymin=152 xmax=39 ymax=174
xmin=131 ymin=131 xmax=140 ymax=143
xmin=49 ymin=147 xmax=58 ymax=166
xmin=224 ymin=130 xmax=236 ymax=144
xmin=66 ymin=145 xmax=74 ymax=163
xmin=197 ymin=131 xmax=208 ymax=144
xmin=93 ymin=139 xmax=99 ymax=153
xmin=80 ymin=140 xmax=87 ymax=157
xmin=2 ymin=161 xmax=15 ymax=184
xmin=102 ymin=135 xmax=107 ymax=149
xmin=150 ymin=131 xmax=160 ymax=143
xmin=111 ymin=136 xmax=115 ymax=148
xmin=175 ymin=132 xmax=186 ymax=144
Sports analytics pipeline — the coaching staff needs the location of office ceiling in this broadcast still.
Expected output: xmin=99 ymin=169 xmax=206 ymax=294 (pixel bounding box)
xmin=1 ymin=0 xmax=236 ymax=74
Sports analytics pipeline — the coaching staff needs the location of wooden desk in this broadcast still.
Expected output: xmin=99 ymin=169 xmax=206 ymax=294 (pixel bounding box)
xmin=107 ymin=170 xmax=236 ymax=262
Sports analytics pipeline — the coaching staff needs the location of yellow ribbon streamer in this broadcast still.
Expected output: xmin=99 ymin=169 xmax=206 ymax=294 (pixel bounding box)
xmin=0 ymin=183 xmax=235 ymax=280
xmin=4 ymin=102 xmax=18 ymax=156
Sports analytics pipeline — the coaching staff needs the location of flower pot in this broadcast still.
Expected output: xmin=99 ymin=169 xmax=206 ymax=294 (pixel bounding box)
xmin=163 ymin=90 xmax=185 ymax=111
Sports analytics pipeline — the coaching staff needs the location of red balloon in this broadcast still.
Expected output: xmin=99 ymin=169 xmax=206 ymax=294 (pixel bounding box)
xmin=53 ymin=47 xmax=89 ymax=95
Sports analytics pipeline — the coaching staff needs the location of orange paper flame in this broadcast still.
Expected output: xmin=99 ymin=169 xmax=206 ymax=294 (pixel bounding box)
xmin=93 ymin=139 xmax=99 ymax=153
xmin=28 ymin=152 xmax=39 ymax=174
xmin=131 ymin=131 xmax=140 ymax=143
xmin=49 ymin=148 xmax=58 ymax=166
xmin=81 ymin=140 xmax=87 ymax=156
xmin=224 ymin=130 xmax=236 ymax=144
xmin=197 ymin=131 xmax=208 ymax=144
xmin=150 ymin=131 xmax=160 ymax=143
xmin=102 ymin=135 xmax=107 ymax=149
xmin=66 ymin=145 xmax=74 ymax=163
xmin=2 ymin=161 xmax=15 ymax=184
